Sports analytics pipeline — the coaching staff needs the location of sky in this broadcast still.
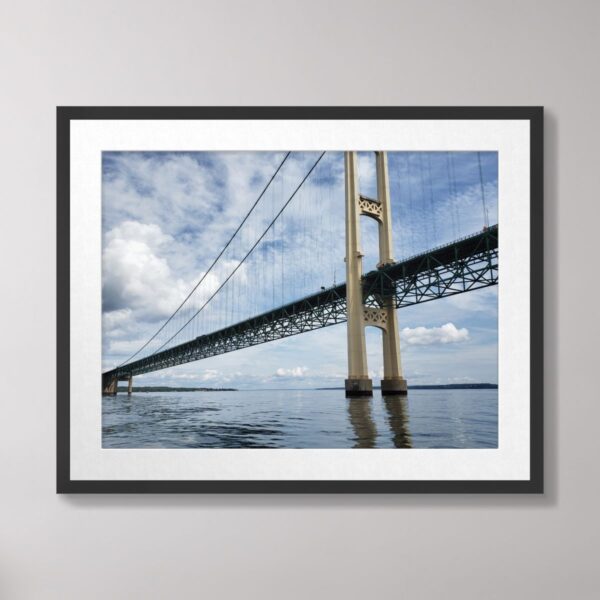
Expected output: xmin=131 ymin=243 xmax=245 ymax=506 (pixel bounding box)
xmin=102 ymin=150 xmax=498 ymax=389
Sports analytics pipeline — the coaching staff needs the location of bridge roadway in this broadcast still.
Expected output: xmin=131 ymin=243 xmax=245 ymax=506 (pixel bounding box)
xmin=103 ymin=225 xmax=498 ymax=383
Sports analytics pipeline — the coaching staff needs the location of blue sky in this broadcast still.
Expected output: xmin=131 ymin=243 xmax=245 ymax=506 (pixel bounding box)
xmin=102 ymin=150 xmax=498 ymax=389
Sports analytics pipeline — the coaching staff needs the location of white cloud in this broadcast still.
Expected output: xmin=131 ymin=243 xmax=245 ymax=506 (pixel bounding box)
xmin=102 ymin=307 xmax=132 ymax=332
xmin=401 ymin=322 xmax=470 ymax=346
xmin=103 ymin=221 xmax=191 ymax=320
xmin=275 ymin=366 xmax=308 ymax=378
xmin=200 ymin=369 xmax=220 ymax=381
xmin=107 ymin=337 xmax=156 ymax=355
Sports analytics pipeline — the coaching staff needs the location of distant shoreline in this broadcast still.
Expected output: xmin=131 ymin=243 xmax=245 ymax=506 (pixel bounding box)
xmin=115 ymin=386 xmax=238 ymax=393
xmin=115 ymin=383 xmax=496 ymax=393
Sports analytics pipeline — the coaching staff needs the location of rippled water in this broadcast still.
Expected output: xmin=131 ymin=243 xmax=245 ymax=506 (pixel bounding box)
xmin=102 ymin=388 xmax=497 ymax=449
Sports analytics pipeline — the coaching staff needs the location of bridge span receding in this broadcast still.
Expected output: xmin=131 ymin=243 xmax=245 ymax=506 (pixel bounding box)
xmin=102 ymin=224 xmax=497 ymax=392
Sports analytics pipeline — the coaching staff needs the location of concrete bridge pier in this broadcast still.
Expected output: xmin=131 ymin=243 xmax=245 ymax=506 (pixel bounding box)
xmin=102 ymin=374 xmax=118 ymax=396
xmin=101 ymin=373 xmax=133 ymax=395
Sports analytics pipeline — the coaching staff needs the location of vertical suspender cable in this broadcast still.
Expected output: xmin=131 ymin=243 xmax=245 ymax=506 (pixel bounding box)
xmin=477 ymin=151 xmax=490 ymax=229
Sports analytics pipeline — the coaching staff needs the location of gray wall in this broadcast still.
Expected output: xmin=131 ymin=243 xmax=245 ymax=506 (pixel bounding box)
xmin=1 ymin=1 xmax=598 ymax=598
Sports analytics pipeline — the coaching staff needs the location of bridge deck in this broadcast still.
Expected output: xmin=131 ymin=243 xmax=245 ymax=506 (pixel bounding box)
xmin=103 ymin=225 xmax=498 ymax=379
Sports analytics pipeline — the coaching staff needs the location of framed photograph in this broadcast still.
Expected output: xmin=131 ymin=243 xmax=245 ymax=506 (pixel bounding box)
xmin=57 ymin=106 xmax=543 ymax=493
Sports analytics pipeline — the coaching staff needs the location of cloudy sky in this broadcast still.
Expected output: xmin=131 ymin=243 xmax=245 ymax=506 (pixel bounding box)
xmin=102 ymin=150 xmax=498 ymax=389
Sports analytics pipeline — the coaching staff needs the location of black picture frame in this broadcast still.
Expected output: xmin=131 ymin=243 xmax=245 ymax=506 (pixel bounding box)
xmin=57 ymin=106 xmax=543 ymax=494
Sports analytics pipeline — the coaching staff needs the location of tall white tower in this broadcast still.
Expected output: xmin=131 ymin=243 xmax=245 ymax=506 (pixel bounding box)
xmin=344 ymin=151 xmax=407 ymax=397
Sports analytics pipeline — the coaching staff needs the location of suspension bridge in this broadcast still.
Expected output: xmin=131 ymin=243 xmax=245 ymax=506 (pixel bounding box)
xmin=102 ymin=150 xmax=498 ymax=397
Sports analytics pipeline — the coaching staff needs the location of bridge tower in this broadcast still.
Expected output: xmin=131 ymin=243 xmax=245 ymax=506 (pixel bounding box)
xmin=344 ymin=151 xmax=408 ymax=397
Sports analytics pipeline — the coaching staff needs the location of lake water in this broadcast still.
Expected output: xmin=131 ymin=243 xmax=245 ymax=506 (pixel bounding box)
xmin=102 ymin=388 xmax=497 ymax=449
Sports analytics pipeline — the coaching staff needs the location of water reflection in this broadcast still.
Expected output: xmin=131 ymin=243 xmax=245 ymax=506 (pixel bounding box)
xmin=384 ymin=395 xmax=412 ymax=448
xmin=347 ymin=398 xmax=377 ymax=448
xmin=103 ymin=389 xmax=497 ymax=449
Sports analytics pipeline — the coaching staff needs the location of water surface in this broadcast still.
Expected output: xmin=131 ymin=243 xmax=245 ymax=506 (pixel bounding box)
xmin=102 ymin=388 xmax=497 ymax=449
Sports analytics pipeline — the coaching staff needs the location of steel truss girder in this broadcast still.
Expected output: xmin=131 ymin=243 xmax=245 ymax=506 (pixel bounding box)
xmin=105 ymin=226 xmax=498 ymax=379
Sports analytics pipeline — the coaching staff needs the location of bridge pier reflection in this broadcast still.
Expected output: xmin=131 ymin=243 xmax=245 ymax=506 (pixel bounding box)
xmin=347 ymin=394 xmax=412 ymax=448
xmin=348 ymin=398 xmax=377 ymax=448
xmin=384 ymin=395 xmax=412 ymax=448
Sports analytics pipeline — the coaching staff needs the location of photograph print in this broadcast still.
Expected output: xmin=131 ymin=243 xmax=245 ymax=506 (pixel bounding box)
xmin=101 ymin=149 xmax=499 ymax=450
